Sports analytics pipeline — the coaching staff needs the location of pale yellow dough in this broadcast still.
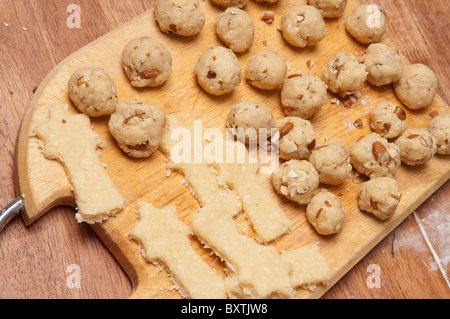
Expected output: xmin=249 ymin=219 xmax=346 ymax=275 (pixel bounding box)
xmin=309 ymin=143 xmax=352 ymax=185
xmin=121 ymin=37 xmax=172 ymax=87
xmin=350 ymin=133 xmax=401 ymax=178
xmin=358 ymin=177 xmax=401 ymax=220
xmin=281 ymin=74 xmax=328 ymax=119
xmin=361 ymin=43 xmax=403 ymax=87
xmin=272 ymin=160 xmax=319 ymax=205
xmin=307 ymin=0 xmax=347 ymax=18
xmin=130 ymin=202 xmax=227 ymax=299
xmin=68 ymin=67 xmax=117 ymax=117
xmin=210 ymin=0 xmax=249 ymax=8
xmin=306 ymin=191 xmax=345 ymax=235
xmin=33 ymin=105 xmax=123 ymax=223
xmin=346 ymin=4 xmax=386 ymax=44
xmin=154 ymin=0 xmax=205 ymax=36
xmin=323 ymin=52 xmax=367 ymax=97
xmin=280 ymin=5 xmax=326 ymax=48
xmin=275 ymin=117 xmax=316 ymax=161
xmin=395 ymin=127 xmax=437 ymax=166
xmin=216 ymin=7 xmax=254 ymax=53
xmin=246 ymin=49 xmax=287 ymax=90
xmin=369 ymin=101 xmax=408 ymax=139
xmin=427 ymin=113 xmax=450 ymax=155
xmin=108 ymin=100 xmax=166 ymax=158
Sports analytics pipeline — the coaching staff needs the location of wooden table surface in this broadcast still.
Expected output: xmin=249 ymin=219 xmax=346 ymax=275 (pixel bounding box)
xmin=0 ymin=0 xmax=448 ymax=299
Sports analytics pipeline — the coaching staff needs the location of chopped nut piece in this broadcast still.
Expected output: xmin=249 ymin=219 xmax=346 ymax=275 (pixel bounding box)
xmin=372 ymin=141 xmax=388 ymax=160
xmin=383 ymin=122 xmax=392 ymax=131
xmin=280 ymin=122 xmax=294 ymax=138
xmin=394 ymin=106 xmax=407 ymax=121
xmin=428 ymin=110 xmax=439 ymax=118
xmin=307 ymin=139 xmax=316 ymax=150
xmin=207 ymin=71 xmax=217 ymax=79
xmin=261 ymin=11 xmax=275 ymax=24
xmin=306 ymin=60 xmax=314 ymax=69
xmin=354 ymin=119 xmax=364 ymax=128
xmin=407 ymin=134 xmax=420 ymax=139
xmin=140 ymin=69 xmax=159 ymax=79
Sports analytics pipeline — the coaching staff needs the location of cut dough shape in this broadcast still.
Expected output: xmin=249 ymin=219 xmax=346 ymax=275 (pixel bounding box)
xmin=33 ymin=105 xmax=123 ymax=223
xmin=191 ymin=200 xmax=295 ymax=299
xmin=282 ymin=244 xmax=332 ymax=288
xmin=130 ymin=202 xmax=227 ymax=299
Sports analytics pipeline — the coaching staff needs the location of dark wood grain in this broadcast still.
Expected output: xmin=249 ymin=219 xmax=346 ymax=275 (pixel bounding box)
xmin=0 ymin=0 xmax=448 ymax=299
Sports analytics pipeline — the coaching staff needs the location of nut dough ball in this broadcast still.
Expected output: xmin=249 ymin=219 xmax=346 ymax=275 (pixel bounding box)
xmin=323 ymin=53 xmax=367 ymax=97
xmin=216 ymin=7 xmax=254 ymax=53
xmin=369 ymin=101 xmax=408 ymax=139
xmin=272 ymin=160 xmax=319 ymax=205
xmin=226 ymin=101 xmax=275 ymax=143
xmin=246 ymin=50 xmax=287 ymax=90
xmin=306 ymin=191 xmax=345 ymax=235
xmin=121 ymin=37 xmax=172 ymax=88
xmin=108 ymin=100 xmax=166 ymax=157
xmin=309 ymin=143 xmax=352 ymax=185
xmin=195 ymin=46 xmax=242 ymax=96
xmin=395 ymin=127 xmax=437 ymax=166
xmin=280 ymin=5 xmax=326 ymax=48
xmin=275 ymin=117 xmax=316 ymax=160
xmin=361 ymin=43 xmax=403 ymax=87
xmin=154 ymin=0 xmax=205 ymax=36
xmin=68 ymin=67 xmax=117 ymax=117
xmin=358 ymin=177 xmax=401 ymax=220
xmin=307 ymin=0 xmax=347 ymax=18
xmin=427 ymin=113 xmax=450 ymax=155
xmin=281 ymin=74 xmax=327 ymax=119
xmin=254 ymin=0 xmax=277 ymax=3
xmin=393 ymin=64 xmax=438 ymax=110
xmin=210 ymin=0 xmax=249 ymax=8
xmin=346 ymin=4 xmax=386 ymax=44
xmin=350 ymin=133 xmax=401 ymax=178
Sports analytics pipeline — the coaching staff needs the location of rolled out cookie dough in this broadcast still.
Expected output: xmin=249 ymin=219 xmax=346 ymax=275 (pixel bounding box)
xmin=68 ymin=67 xmax=117 ymax=117
xmin=33 ymin=105 xmax=124 ymax=223
xmin=154 ymin=0 xmax=205 ymax=36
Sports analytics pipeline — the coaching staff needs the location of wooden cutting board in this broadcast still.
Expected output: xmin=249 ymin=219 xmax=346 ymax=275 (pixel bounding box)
xmin=14 ymin=0 xmax=449 ymax=299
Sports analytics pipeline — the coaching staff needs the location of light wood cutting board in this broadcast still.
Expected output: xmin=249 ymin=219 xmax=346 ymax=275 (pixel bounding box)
xmin=14 ymin=0 xmax=450 ymax=299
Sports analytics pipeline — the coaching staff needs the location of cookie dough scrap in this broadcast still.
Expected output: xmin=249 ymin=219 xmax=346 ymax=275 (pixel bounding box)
xmin=130 ymin=202 xmax=227 ymax=299
xmin=209 ymin=142 xmax=292 ymax=243
xmin=282 ymin=244 xmax=332 ymax=290
xmin=33 ymin=105 xmax=123 ymax=223
xmin=160 ymin=116 xmax=242 ymax=215
xmin=191 ymin=201 xmax=295 ymax=299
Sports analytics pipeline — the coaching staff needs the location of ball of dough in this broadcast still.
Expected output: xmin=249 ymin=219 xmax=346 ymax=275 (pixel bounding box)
xmin=275 ymin=117 xmax=316 ymax=160
xmin=309 ymin=143 xmax=352 ymax=185
xmin=281 ymin=74 xmax=328 ymax=119
xmin=226 ymin=101 xmax=275 ymax=143
xmin=306 ymin=191 xmax=345 ymax=235
xmin=350 ymin=133 xmax=401 ymax=178
xmin=254 ymin=0 xmax=277 ymax=3
xmin=427 ymin=113 xmax=450 ymax=155
xmin=307 ymin=0 xmax=347 ymax=18
xmin=68 ymin=67 xmax=117 ymax=117
xmin=395 ymin=127 xmax=437 ymax=166
xmin=210 ymin=0 xmax=249 ymax=8
xmin=121 ymin=37 xmax=172 ymax=88
xmin=393 ymin=64 xmax=438 ymax=110
xmin=195 ymin=46 xmax=242 ymax=96
xmin=272 ymin=160 xmax=319 ymax=205
xmin=108 ymin=100 xmax=166 ymax=157
xmin=361 ymin=43 xmax=403 ymax=87
xmin=216 ymin=7 xmax=254 ymax=53
xmin=246 ymin=50 xmax=287 ymax=90
xmin=346 ymin=4 xmax=386 ymax=44
xmin=369 ymin=101 xmax=408 ymax=139
xmin=358 ymin=177 xmax=401 ymax=220
xmin=280 ymin=5 xmax=326 ymax=48
xmin=154 ymin=0 xmax=205 ymax=36
xmin=323 ymin=52 xmax=367 ymax=97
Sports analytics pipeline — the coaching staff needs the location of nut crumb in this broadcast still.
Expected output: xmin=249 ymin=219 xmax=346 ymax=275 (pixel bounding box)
xmin=261 ymin=11 xmax=275 ymax=24
xmin=354 ymin=119 xmax=364 ymax=128
xmin=306 ymin=60 xmax=314 ymax=69
xmin=428 ymin=110 xmax=439 ymax=118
